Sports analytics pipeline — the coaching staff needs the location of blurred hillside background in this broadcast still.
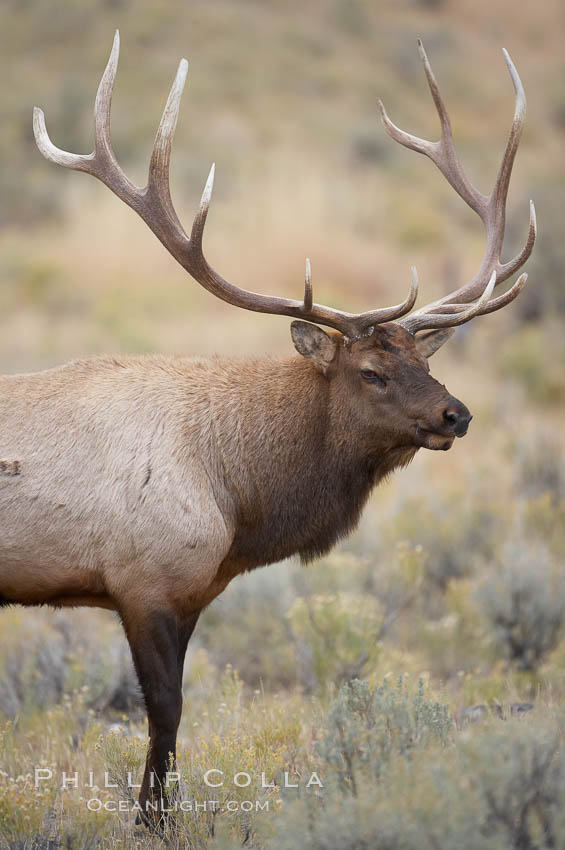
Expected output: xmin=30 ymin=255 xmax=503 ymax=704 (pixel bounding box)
xmin=2 ymin=0 xmax=565 ymax=847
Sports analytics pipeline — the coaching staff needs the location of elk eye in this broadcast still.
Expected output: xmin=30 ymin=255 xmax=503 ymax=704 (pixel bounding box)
xmin=361 ymin=369 xmax=388 ymax=387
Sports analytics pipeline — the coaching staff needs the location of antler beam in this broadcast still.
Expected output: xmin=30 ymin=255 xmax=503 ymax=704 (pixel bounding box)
xmin=34 ymin=30 xmax=417 ymax=342
xmin=379 ymin=39 xmax=536 ymax=333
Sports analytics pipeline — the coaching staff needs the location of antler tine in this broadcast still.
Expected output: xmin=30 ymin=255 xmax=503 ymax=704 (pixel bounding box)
xmin=303 ymin=259 xmax=313 ymax=312
xmin=492 ymin=50 xmax=526 ymax=215
xmin=425 ymin=272 xmax=528 ymax=317
xmin=93 ymin=30 xmax=120 ymax=162
xmin=147 ymin=57 xmax=189 ymax=235
xmin=354 ymin=266 xmax=419 ymax=333
xmin=33 ymin=107 xmax=89 ymax=171
xmin=498 ymin=198 xmax=537 ymax=280
xmin=33 ymin=105 xmax=96 ymax=173
xmin=403 ymin=270 xmax=497 ymax=333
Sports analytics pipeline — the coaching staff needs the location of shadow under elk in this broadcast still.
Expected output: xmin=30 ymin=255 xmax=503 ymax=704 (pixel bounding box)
xmin=0 ymin=34 xmax=535 ymax=823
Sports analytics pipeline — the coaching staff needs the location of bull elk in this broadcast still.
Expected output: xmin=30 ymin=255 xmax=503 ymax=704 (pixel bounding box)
xmin=1 ymin=33 xmax=535 ymax=822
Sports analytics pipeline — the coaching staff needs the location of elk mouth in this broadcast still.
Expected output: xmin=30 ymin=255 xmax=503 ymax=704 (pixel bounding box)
xmin=414 ymin=425 xmax=455 ymax=451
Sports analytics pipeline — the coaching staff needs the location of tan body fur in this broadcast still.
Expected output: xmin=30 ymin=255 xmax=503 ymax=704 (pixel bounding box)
xmin=0 ymin=346 xmax=419 ymax=618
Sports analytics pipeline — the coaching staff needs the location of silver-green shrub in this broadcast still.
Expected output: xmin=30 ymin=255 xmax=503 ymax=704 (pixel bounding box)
xmin=476 ymin=542 xmax=565 ymax=670
xmin=316 ymin=677 xmax=452 ymax=793
xmin=273 ymin=715 xmax=565 ymax=850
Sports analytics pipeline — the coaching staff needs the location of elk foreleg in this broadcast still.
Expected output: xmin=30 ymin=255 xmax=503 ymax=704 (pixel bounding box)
xmin=123 ymin=609 xmax=199 ymax=824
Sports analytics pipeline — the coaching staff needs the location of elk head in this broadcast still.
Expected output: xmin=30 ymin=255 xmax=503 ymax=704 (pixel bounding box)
xmin=33 ymin=34 xmax=536 ymax=453
xmin=291 ymin=319 xmax=470 ymax=451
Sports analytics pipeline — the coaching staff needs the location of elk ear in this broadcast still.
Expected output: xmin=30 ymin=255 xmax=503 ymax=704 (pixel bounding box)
xmin=290 ymin=321 xmax=337 ymax=374
xmin=414 ymin=328 xmax=454 ymax=358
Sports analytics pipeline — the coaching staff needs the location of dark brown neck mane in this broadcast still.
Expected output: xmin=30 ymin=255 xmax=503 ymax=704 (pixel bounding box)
xmin=209 ymin=356 xmax=417 ymax=576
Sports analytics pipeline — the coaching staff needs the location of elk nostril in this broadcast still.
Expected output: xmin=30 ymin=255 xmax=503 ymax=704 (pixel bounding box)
xmin=443 ymin=409 xmax=460 ymax=425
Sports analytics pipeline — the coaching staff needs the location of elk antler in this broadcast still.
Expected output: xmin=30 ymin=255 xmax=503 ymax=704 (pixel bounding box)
xmin=33 ymin=30 xmax=417 ymax=343
xmin=379 ymin=39 xmax=536 ymax=333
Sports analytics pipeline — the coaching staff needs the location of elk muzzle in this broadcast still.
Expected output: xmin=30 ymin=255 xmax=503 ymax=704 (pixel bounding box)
xmin=415 ymin=398 xmax=472 ymax=451
xmin=442 ymin=404 xmax=472 ymax=437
